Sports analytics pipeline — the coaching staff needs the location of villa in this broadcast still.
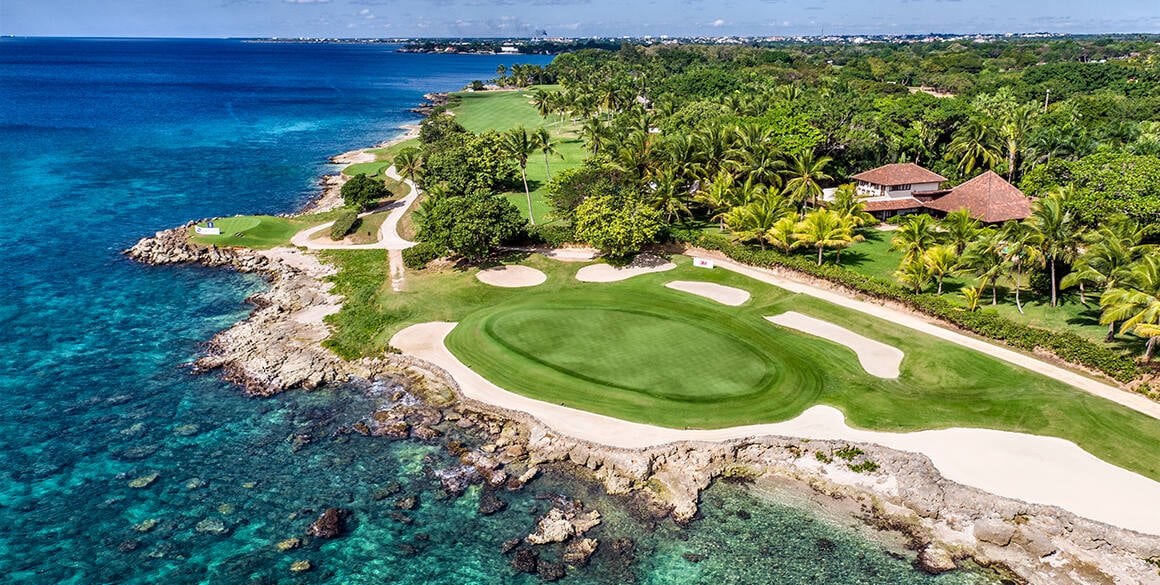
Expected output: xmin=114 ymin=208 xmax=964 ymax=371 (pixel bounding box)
xmin=843 ymin=163 xmax=1031 ymax=224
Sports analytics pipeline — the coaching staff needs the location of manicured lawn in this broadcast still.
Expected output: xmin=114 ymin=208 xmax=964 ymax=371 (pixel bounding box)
xmin=311 ymin=211 xmax=389 ymax=245
xmin=322 ymin=250 xmax=1160 ymax=483
xmin=188 ymin=211 xmax=345 ymax=249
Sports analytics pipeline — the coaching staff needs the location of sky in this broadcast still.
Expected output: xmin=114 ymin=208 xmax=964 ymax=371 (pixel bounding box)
xmin=3 ymin=0 xmax=1159 ymax=38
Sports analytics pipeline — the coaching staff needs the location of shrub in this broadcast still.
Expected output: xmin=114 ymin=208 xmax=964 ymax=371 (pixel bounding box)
xmin=341 ymin=173 xmax=388 ymax=210
xmin=525 ymin=224 xmax=575 ymax=248
xmin=848 ymin=461 xmax=880 ymax=473
xmin=834 ymin=445 xmax=864 ymax=461
xmin=672 ymin=229 xmax=1140 ymax=382
xmin=402 ymin=241 xmax=443 ymax=270
xmin=329 ymin=209 xmax=359 ymax=241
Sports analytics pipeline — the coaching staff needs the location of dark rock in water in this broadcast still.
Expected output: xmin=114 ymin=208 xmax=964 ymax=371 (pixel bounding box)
xmin=682 ymin=552 xmax=706 ymax=563
xmin=373 ymin=482 xmax=402 ymax=500
xmin=917 ymin=545 xmax=957 ymax=574
xmin=501 ymin=538 xmax=522 ymax=554
xmin=415 ymin=533 xmax=429 ymax=542
xmin=479 ymin=490 xmax=508 ymax=516
xmin=445 ymin=440 xmax=469 ymax=457
xmin=612 ymin=537 xmax=636 ymax=560
xmin=398 ymin=542 xmax=419 ymax=557
xmin=512 ymin=548 xmax=538 ymax=574
xmin=117 ymin=539 xmax=141 ymax=553
xmin=306 ymin=508 xmax=349 ymax=539
xmin=434 ymin=465 xmax=481 ymax=496
xmin=816 ymin=538 xmax=836 ymax=553
xmin=388 ymin=511 xmax=413 ymax=525
xmin=351 ymin=422 xmax=370 ymax=436
xmin=112 ymin=444 xmax=160 ymax=461
xmin=563 ymin=538 xmax=598 ymax=566
xmin=289 ymin=433 xmax=312 ymax=453
xmin=375 ymin=422 xmax=410 ymax=440
xmin=735 ymin=509 xmax=751 ymax=520
xmin=411 ymin=425 xmax=443 ymax=440
xmin=538 ymin=561 xmax=566 ymax=582
xmin=394 ymin=496 xmax=418 ymax=511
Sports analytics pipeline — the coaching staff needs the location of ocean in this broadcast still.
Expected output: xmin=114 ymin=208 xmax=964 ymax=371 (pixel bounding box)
xmin=0 ymin=38 xmax=994 ymax=584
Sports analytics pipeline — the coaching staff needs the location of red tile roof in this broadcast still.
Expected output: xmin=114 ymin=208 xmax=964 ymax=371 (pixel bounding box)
xmin=863 ymin=197 xmax=924 ymax=212
xmin=923 ymin=171 xmax=1031 ymax=223
xmin=851 ymin=163 xmax=947 ymax=186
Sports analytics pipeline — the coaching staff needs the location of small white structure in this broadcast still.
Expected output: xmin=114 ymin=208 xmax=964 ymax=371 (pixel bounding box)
xmin=692 ymin=258 xmax=714 ymax=269
xmin=195 ymin=221 xmax=221 ymax=236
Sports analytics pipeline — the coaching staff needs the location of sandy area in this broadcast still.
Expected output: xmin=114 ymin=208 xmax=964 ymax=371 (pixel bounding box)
xmin=505 ymin=246 xmax=600 ymax=262
xmin=575 ymin=254 xmax=676 ymax=282
xmin=476 ymin=265 xmax=547 ymax=288
xmin=665 ymin=280 xmax=751 ymax=306
xmin=767 ymin=311 xmax=904 ymax=379
xmin=390 ymin=321 xmax=1160 ymax=536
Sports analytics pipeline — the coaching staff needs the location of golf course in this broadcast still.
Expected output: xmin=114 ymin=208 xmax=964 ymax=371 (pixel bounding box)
xmin=424 ymin=255 xmax=1160 ymax=483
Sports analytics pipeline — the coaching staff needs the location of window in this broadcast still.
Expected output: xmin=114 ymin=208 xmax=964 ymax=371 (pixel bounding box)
xmin=890 ymin=183 xmax=912 ymax=191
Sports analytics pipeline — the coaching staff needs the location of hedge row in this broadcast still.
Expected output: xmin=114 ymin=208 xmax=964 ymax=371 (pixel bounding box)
xmin=524 ymin=224 xmax=575 ymax=248
xmin=329 ymin=209 xmax=359 ymax=241
xmin=674 ymin=230 xmax=1140 ymax=383
xmin=402 ymin=241 xmax=444 ymax=270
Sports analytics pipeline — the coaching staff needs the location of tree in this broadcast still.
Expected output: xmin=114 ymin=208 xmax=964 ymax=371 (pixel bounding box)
xmin=393 ymin=147 xmax=421 ymax=185
xmin=416 ymin=190 xmax=525 ymax=262
xmin=794 ymin=209 xmax=857 ymax=266
xmin=946 ymin=117 xmax=1001 ymax=177
xmin=1061 ymin=215 xmax=1153 ymax=339
xmin=419 ymin=112 xmax=467 ymax=145
xmin=1024 ymin=193 xmax=1082 ymax=307
xmin=647 ymin=169 xmax=690 ymax=224
xmin=502 ymin=126 xmax=538 ymax=225
xmin=1000 ymin=221 xmax=1042 ymax=315
xmin=890 ymin=214 xmax=940 ymax=263
xmin=531 ymin=128 xmax=562 ymax=181
xmin=782 ymin=150 xmax=833 ymax=211
xmin=579 ymin=117 xmax=610 ymax=158
xmin=573 ymin=195 xmax=663 ymax=259
xmin=724 ymin=189 xmax=793 ymax=251
xmin=693 ymin=171 xmax=738 ymax=230
xmin=895 ymin=257 xmax=932 ymax=294
xmin=341 ymin=173 xmax=388 ymax=210
xmin=1100 ymin=256 xmax=1160 ymax=361
xmin=961 ymin=285 xmax=983 ymax=312
xmin=544 ymin=164 xmax=623 ymax=222
xmin=940 ymin=209 xmax=980 ymax=255
xmin=923 ymin=245 xmax=960 ymax=295
xmin=495 ymin=64 xmax=507 ymax=85
xmin=827 ymin=184 xmax=876 ymax=228
xmin=530 ymin=88 xmax=554 ymax=121
xmin=962 ymin=228 xmax=1006 ymax=305
xmin=764 ymin=216 xmax=799 ymax=254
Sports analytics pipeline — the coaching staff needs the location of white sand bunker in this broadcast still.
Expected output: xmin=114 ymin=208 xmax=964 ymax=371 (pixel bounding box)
xmin=575 ymin=254 xmax=676 ymax=283
xmin=476 ymin=265 xmax=547 ymax=288
xmin=665 ymin=281 xmax=750 ymax=306
xmin=767 ymin=311 xmax=903 ymax=379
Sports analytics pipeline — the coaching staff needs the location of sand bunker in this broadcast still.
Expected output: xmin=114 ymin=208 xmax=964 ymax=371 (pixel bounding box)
xmin=665 ymin=281 xmax=750 ymax=306
xmin=476 ymin=265 xmax=547 ymax=288
xmin=390 ymin=321 xmax=1160 ymax=536
xmin=575 ymin=254 xmax=676 ymax=283
xmin=766 ymin=312 xmax=903 ymax=379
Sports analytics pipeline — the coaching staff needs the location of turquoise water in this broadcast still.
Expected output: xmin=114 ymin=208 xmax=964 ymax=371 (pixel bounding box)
xmin=0 ymin=38 xmax=995 ymax=583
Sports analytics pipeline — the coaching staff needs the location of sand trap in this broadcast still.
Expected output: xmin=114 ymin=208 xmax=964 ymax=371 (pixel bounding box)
xmin=575 ymin=254 xmax=676 ymax=283
xmin=665 ymin=281 xmax=750 ymax=306
xmin=766 ymin=312 xmax=903 ymax=379
xmin=476 ymin=265 xmax=547 ymax=288
xmin=391 ymin=321 xmax=1160 ymax=535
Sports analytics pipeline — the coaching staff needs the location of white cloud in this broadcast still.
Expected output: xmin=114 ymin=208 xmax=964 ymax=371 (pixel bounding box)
xmin=710 ymin=18 xmax=726 ymax=27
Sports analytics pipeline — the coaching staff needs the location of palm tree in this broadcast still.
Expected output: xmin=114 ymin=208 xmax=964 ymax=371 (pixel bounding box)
xmin=531 ymin=128 xmax=561 ymax=181
xmin=737 ymin=146 xmax=786 ymax=188
xmin=1061 ymin=215 xmax=1153 ymax=339
xmin=827 ymin=184 xmax=876 ymax=228
xmin=502 ymin=126 xmax=537 ymax=225
xmin=1024 ymin=193 xmax=1083 ymax=307
xmin=693 ymin=172 xmax=737 ymax=230
xmin=924 ymin=245 xmax=960 ymax=295
xmin=724 ymin=190 xmax=792 ymax=251
xmin=1000 ymin=221 xmax=1042 ymax=315
xmin=782 ymin=150 xmax=833 ymax=212
xmin=1000 ymin=104 xmax=1038 ymax=182
xmin=495 ymin=64 xmax=507 ymax=86
xmin=940 ymin=209 xmax=980 ymax=255
xmin=765 ymin=216 xmax=799 ymax=254
xmin=895 ymin=258 xmax=932 ymax=294
xmin=794 ymin=209 xmax=856 ymax=266
xmin=393 ymin=147 xmax=421 ymax=185
xmin=890 ymin=214 xmax=940 ymax=263
xmin=961 ymin=285 xmax=984 ymax=312
xmin=1100 ymin=256 xmax=1160 ymax=361
xmin=647 ymin=169 xmax=690 ymax=224
xmin=962 ymin=228 xmax=1005 ymax=305
xmin=946 ymin=117 xmax=1001 ymax=177
xmin=530 ymin=88 xmax=554 ymax=121
xmin=579 ymin=117 xmax=609 ymax=158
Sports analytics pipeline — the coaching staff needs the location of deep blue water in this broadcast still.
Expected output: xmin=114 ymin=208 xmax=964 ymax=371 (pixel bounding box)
xmin=0 ymin=38 xmax=994 ymax=584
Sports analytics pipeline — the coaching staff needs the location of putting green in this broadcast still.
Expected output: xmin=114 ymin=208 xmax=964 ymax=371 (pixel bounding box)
xmin=199 ymin=216 xmax=261 ymax=233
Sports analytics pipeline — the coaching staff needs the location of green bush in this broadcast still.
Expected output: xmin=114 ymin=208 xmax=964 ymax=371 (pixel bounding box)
xmin=329 ymin=209 xmax=359 ymax=241
xmin=672 ymin=230 xmax=1140 ymax=382
xmin=402 ymin=241 xmax=444 ymax=270
xmin=525 ymin=224 xmax=575 ymax=248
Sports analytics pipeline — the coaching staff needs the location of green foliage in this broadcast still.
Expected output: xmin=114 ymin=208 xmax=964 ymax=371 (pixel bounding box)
xmin=320 ymin=250 xmax=391 ymax=360
xmin=1020 ymin=153 xmax=1160 ymax=224
xmin=416 ymin=190 xmax=526 ymax=262
xmin=573 ymin=195 xmax=663 ymax=259
xmin=525 ymin=223 xmax=575 ymax=248
xmin=420 ymin=131 xmax=520 ymax=195
xmin=834 ymin=445 xmax=865 ymax=461
xmin=848 ymin=461 xmax=880 ymax=473
xmin=419 ymin=112 xmax=467 ymax=145
xmin=673 ymin=230 xmax=1140 ymax=382
xmin=401 ymin=241 xmax=444 ymax=270
xmin=341 ymin=173 xmax=389 ymax=210
xmin=545 ymin=164 xmax=624 ymax=220
xmin=814 ymin=451 xmax=832 ymax=463
xmin=328 ymin=209 xmax=359 ymax=241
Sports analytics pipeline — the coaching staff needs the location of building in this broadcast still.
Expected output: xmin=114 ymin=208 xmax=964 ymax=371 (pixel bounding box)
xmin=923 ymin=170 xmax=1032 ymax=224
xmin=848 ymin=163 xmax=948 ymax=221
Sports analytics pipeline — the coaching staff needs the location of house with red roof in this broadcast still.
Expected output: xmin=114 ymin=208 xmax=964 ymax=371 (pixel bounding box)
xmin=923 ymin=170 xmax=1033 ymax=224
xmin=837 ymin=163 xmax=1032 ymax=224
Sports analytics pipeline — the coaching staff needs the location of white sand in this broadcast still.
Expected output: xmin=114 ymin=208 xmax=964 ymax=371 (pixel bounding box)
xmin=665 ymin=281 xmax=751 ymax=306
xmin=390 ymin=321 xmax=1160 ymax=536
xmin=476 ymin=265 xmax=547 ymax=288
xmin=767 ymin=312 xmax=903 ymax=379
xmin=575 ymin=255 xmax=676 ymax=282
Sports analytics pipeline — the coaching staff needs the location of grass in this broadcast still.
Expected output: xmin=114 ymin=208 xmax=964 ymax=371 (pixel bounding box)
xmin=311 ymin=211 xmax=389 ymax=245
xmin=188 ymin=210 xmax=347 ymax=249
xmin=320 ymin=250 xmax=1160 ymax=483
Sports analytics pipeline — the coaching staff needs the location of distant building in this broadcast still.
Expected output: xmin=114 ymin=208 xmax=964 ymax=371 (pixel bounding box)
xmin=923 ymin=170 xmax=1032 ymax=224
xmin=499 ymin=46 xmax=520 ymax=54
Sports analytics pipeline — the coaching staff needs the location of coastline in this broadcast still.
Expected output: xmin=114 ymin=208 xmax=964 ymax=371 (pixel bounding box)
xmin=302 ymin=123 xmax=420 ymax=215
xmin=124 ymin=130 xmax=1160 ymax=584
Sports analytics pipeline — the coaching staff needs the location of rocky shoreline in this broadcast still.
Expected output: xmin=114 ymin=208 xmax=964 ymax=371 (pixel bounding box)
xmin=125 ymin=224 xmax=1160 ymax=583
